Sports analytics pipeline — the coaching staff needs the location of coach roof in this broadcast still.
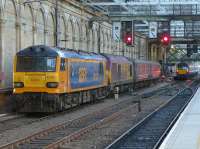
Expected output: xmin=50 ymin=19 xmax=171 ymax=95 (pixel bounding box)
xmin=102 ymin=54 xmax=132 ymax=64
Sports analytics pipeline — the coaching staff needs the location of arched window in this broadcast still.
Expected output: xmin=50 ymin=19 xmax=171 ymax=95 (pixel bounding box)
xmin=88 ymin=29 xmax=93 ymax=52
xmin=60 ymin=16 xmax=66 ymax=48
xmin=35 ymin=9 xmax=45 ymax=45
xmin=21 ymin=5 xmax=34 ymax=48
xmin=46 ymin=13 xmax=55 ymax=46
xmin=66 ymin=19 xmax=73 ymax=49
xmin=82 ymin=24 xmax=87 ymax=51
xmin=93 ymin=29 xmax=98 ymax=52
xmin=74 ymin=22 xmax=80 ymax=50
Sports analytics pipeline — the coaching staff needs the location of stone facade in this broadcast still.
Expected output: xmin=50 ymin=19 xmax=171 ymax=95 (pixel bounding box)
xmin=0 ymin=0 xmax=148 ymax=88
xmin=149 ymin=43 xmax=166 ymax=62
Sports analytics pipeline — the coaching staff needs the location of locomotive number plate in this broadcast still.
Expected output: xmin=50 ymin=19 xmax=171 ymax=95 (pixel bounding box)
xmin=25 ymin=75 xmax=46 ymax=87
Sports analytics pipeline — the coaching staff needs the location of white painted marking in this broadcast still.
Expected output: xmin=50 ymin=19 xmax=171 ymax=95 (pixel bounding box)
xmin=0 ymin=114 xmax=8 ymax=117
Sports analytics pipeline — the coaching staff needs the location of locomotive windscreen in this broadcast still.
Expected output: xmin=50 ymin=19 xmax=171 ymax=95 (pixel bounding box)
xmin=177 ymin=63 xmax=188 ymax=69
xmin=16 ymin=56 xmax=56 ymax=72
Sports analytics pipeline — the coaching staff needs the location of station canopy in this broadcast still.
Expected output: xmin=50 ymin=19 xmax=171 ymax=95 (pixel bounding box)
xmin=82 ymin=0 xmax=200 ymax=16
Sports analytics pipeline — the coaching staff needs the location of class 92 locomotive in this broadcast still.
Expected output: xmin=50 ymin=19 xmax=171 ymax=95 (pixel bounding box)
xmin=12 ymin=45 xmax=161 ymax=113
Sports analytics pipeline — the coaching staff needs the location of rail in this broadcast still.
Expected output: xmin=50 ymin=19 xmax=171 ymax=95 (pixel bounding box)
xmin=0 ymin=96 xmax=141 ymax=149
xmin=105 ymin=82 xmax=198 ymax=149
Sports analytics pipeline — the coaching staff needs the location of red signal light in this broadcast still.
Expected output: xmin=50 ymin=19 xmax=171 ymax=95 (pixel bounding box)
xmin=163 ymin=36 xmax=169 ymax=42
xmin=160 ymin=33 xmax=171 ymax=45
xmin=124 ymin=34 xmax=133 ymax=45
xmin=127 ymin=37 xmax=132 ymax=42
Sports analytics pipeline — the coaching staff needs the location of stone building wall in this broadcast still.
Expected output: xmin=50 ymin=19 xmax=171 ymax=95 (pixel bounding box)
xmin=0 ymin=0 xmax=148 ymax=88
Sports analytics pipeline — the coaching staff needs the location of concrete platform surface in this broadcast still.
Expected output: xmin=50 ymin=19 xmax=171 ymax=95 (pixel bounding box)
xmin=160 ymin=88 xmax=200 ymax=149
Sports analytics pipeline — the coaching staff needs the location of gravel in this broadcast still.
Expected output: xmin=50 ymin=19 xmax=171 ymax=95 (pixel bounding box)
xmin=0 ymin=82 xmax=170 ymax=145
xmin=60 ymin=83 xmax=184 ymax=149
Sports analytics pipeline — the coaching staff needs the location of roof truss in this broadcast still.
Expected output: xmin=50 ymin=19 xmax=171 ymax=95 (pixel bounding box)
xmin=85 ymin=1 xmax=200 ymax=6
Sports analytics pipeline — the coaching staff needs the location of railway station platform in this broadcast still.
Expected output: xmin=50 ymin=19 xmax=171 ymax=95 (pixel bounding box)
xmin=159 ymin=87 xmax=200 ymax=149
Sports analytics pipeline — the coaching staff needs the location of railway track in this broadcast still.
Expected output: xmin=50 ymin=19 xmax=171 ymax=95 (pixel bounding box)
xmin=0 ymin=93 xmax=138 ymax=134
xmin=0 ymin=103 xmax=98 ymax=134
xmin=0 ymin=82 xmax=176 ymax=134
xmin=0 ymin=98 xmax=140 ymax=149
xmin=0 ymin=81 xmax=187 ymax=149
xmin=105 ymin=81 xmax=199 ymax=149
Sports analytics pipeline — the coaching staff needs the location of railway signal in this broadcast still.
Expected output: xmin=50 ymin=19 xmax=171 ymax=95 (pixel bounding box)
xmin=124 ymin=34 xmax=133 ymax=45
xmin=160 ymin=33 xmax=171 ymax=46
xmin=122 ymin=21 xmax=134 ymax=46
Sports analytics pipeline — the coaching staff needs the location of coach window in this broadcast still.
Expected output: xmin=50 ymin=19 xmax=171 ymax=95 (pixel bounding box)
xmin=112 ymin=63 xmax=117 ymax=72
xmin=99 ymin=63 xmax=103 ymax=75
xmin=60 ymin=58 xmax=65 ymax=71
xmin=118 ymin=64 xmax=121 ymax=77
xmin=130 ymin=65 xmax=132 ymax=77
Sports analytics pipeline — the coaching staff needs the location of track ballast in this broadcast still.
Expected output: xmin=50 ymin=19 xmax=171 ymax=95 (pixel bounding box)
xmin=106 ymin=81 xmax=198 ymax=149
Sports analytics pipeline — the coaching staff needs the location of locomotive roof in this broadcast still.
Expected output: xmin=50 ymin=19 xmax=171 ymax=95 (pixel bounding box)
xmin=17 ymin=45 xmax=106 ymax=61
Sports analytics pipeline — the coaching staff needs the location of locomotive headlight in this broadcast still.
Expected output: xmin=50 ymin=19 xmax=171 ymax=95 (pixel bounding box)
xmin=46 ymin=82 xmax=59 ymax=88
xmin=14 ymin=82 xmax=24 ymax=88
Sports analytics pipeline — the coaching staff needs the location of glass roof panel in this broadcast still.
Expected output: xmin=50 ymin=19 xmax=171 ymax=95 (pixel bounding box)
xmin=83 ymin=0 xmax=200 ymax=16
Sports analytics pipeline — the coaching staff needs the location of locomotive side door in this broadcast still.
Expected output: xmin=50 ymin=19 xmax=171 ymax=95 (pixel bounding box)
xmin=65 ymin=59 xmax=68 ymax=92
xmin=59 ymin=57 xmax=67 ymax=92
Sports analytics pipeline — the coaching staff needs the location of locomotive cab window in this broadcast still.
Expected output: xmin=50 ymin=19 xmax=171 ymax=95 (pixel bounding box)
xmin=60 ymin=58 xmax=65 ymax=71
xmin=177 ymin=63 xmax=188 ymax=69
xmin=16 ymin=56 xmax=56 ymax=72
